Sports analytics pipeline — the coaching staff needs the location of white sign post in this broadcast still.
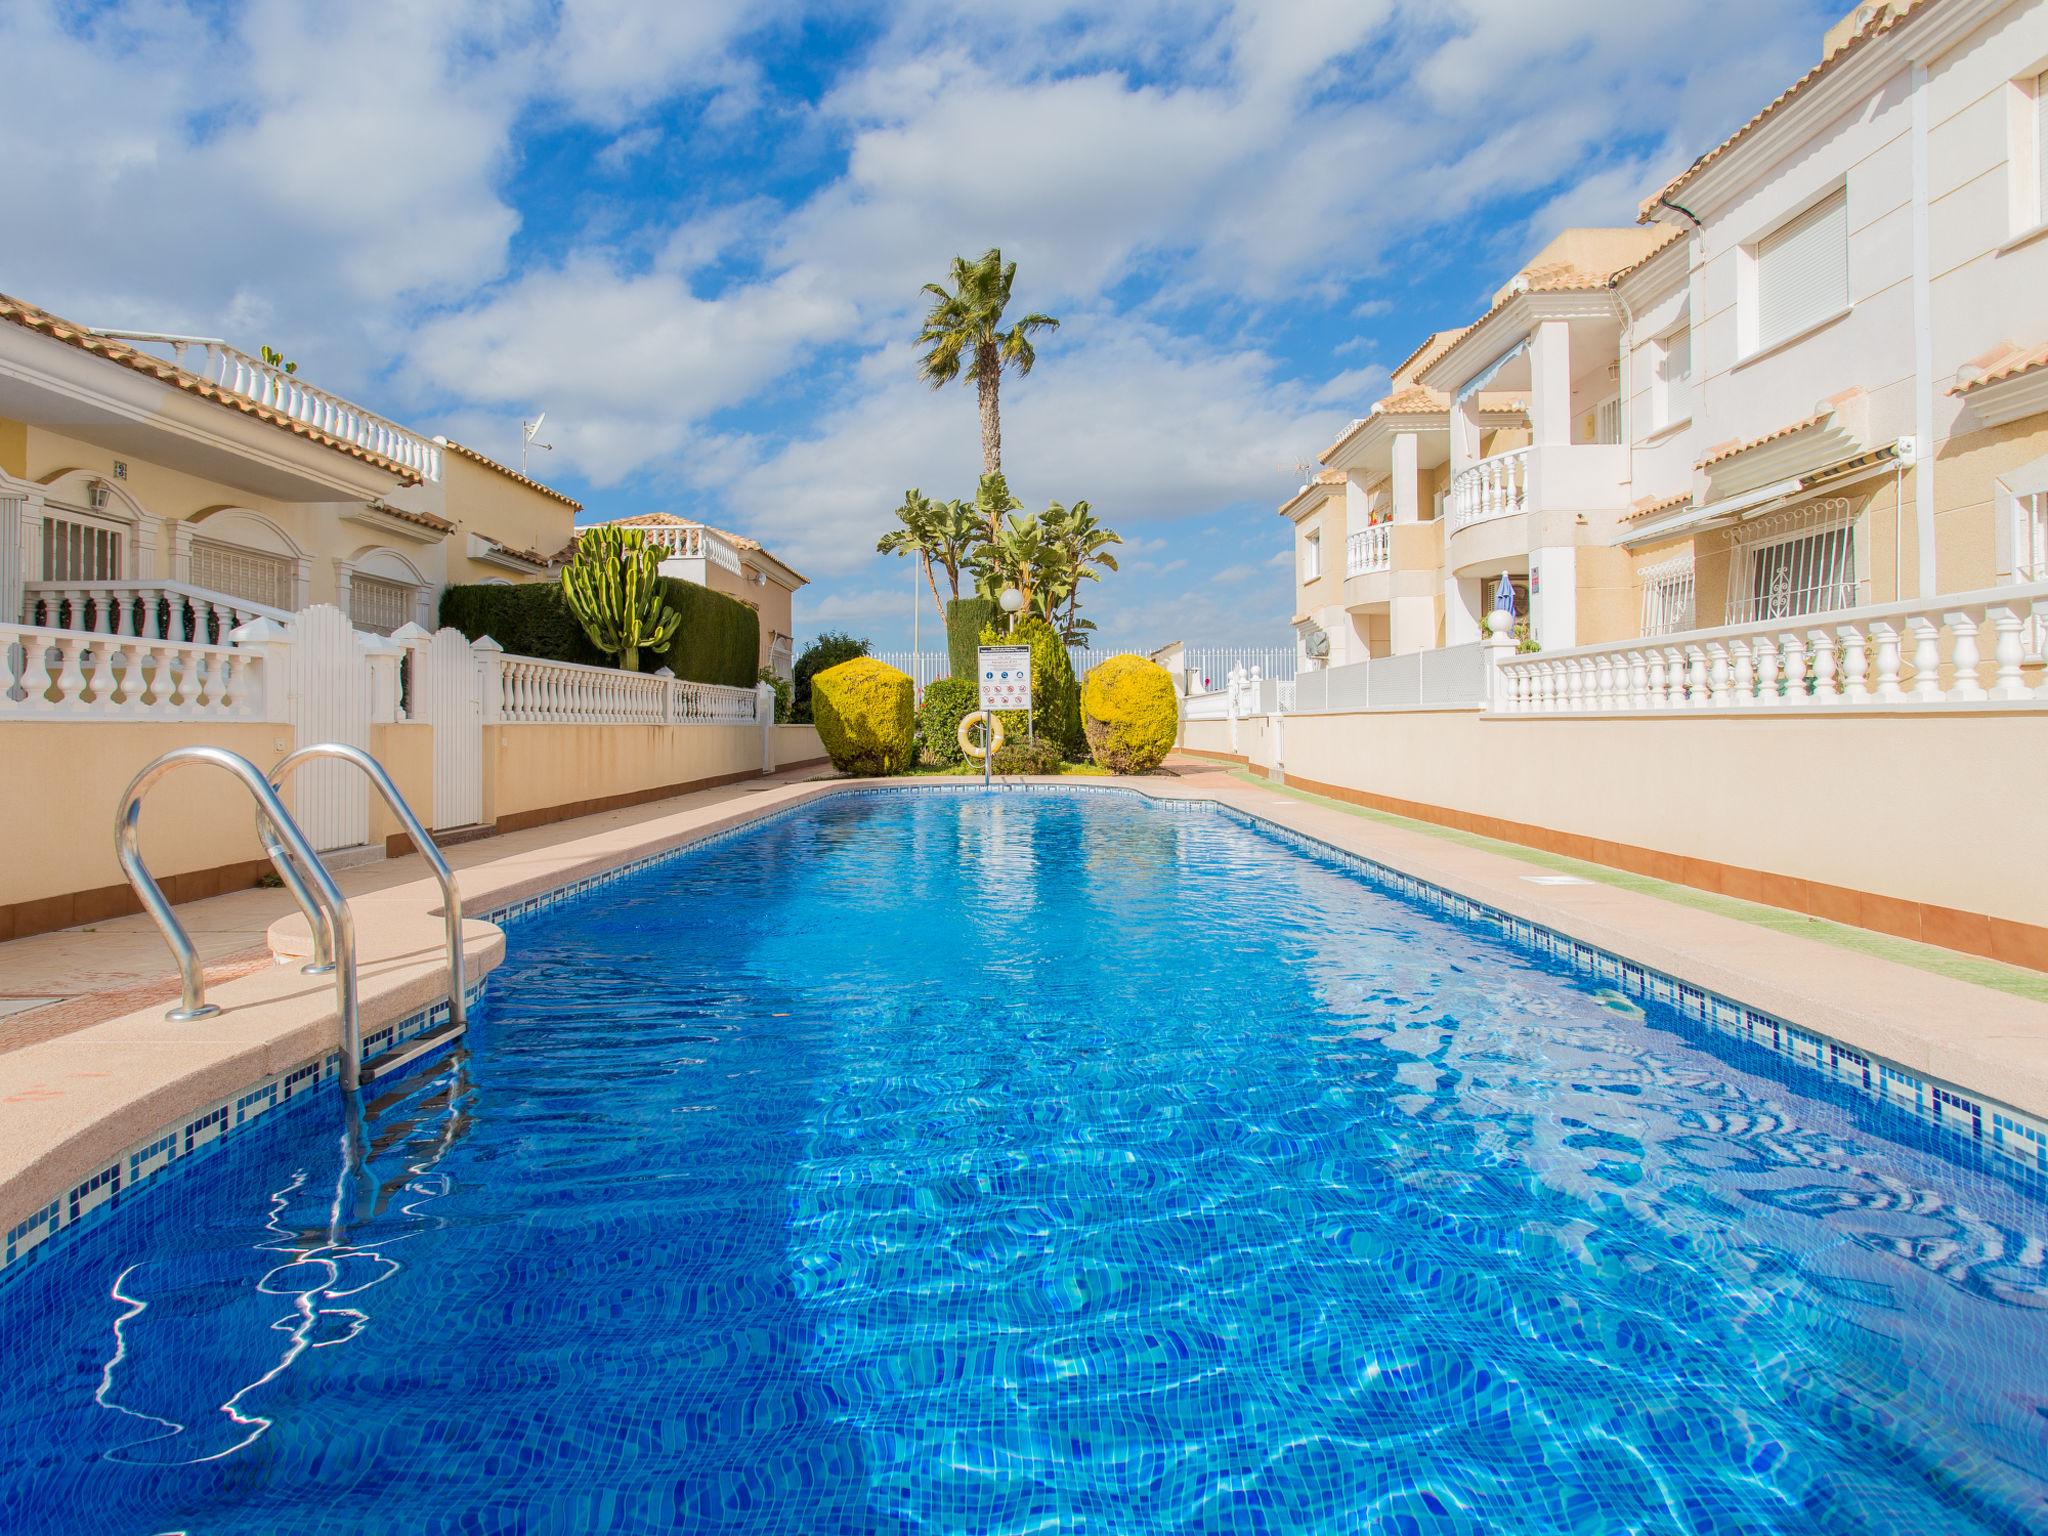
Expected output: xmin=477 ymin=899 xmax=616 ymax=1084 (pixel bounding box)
xmin=977 ymin=645 xmax=1033 ymax=783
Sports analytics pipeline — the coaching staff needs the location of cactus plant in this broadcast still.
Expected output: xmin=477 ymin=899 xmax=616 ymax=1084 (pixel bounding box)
xmin=560 ymin=526 xmax=682 ymax=672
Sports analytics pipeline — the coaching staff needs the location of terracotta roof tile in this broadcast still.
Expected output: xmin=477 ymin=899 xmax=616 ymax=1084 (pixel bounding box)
xmin=1695 ymin=410 xmax=1829 ymax=471
xmin=475 ymin=533 xmax=551 ymax=567
xmin=1951 ymin=340 xmax=2048 ymax=396
xmin=374 ymin=502 xmax=455 ymax=533
xmin=1621 ymin=491 xmax=1694 ymax=524
xmin=436 ymin=438 xmax=582 ymax=509
xmin=0 ymin=291 xmax=420 ymax=484
xmin=1607 ymin=224 xmax=1686 ymax=285
xmin=1640 ymin=0 xmax=1933 ymax=220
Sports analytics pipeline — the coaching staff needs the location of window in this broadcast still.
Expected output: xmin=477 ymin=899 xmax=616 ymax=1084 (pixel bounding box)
xmin=40 ymin=510 xmax=123 ymax=582
xmin=1755 ymin=188 xmax=1848 ymax=350
xmin=191 ymin=538 xmax=295 ymax=610
xmin=1638 ymin=553 xmax=1696 ymax=637
xmin=1651 ymin=327 xmax=1691 ymax=430
xmin=1592 ymin=396 xmax=1622 ymax=445
xmin=1301 ymin=529 xmax=1322 ymax=581
xmin=1725 ymin=498 xmax=1861 ymax=626
xmin=348 ymin=574 xmax=417 ymax=635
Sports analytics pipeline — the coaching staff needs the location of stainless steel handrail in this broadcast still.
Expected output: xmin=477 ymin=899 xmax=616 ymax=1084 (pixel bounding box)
xmin=115 ymin=747 xmax=361 ymax=1083
xmin=261 ymin=742 xmax=466 ymax=1033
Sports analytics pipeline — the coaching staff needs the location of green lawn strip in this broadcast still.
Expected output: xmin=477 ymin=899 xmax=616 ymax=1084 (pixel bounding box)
xmin=1225 ymin=768 xmax=2048 ymax=1004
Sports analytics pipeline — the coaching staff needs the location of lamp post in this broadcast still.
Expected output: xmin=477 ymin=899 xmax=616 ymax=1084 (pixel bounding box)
xmin=999 ymin=586 xmax=1025 ymax=635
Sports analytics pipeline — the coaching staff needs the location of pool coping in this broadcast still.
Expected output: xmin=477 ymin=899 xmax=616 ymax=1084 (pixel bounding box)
xmin=3 ymin=770 xmax=2044 ymax=1293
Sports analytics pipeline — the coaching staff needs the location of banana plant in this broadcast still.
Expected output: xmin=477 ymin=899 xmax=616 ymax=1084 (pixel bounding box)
xmin=561 ymin=525 xmax=681 ymax=671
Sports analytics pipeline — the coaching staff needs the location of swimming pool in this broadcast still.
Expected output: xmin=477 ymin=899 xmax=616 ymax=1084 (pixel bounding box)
xmin=2 ymin=788 xmax=2044 ymax=1533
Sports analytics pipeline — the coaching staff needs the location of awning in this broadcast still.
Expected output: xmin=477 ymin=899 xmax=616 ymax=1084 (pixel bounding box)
xmin=1454 ymin=337 xmax=1529 ymax=405
xmin=1620 ymin=443 xmax=1902 ymax=546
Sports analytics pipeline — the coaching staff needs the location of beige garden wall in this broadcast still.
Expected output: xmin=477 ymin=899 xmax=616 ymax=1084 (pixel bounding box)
xmin=770 ymin=723 xmax=825 ymax=771
xmin=1242 ymin=707 xmax=2044 ymax=954
xmin=483 ymin=721 xmax=764 ymax=829
xmin=0 ymin=719 xmax=295 ymax=927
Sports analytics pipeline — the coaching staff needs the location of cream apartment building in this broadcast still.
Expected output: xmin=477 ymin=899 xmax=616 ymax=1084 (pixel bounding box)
xmin=0 ymin=292 xmax=578 ymax=640
xmin=1288 ymin=0 xmax=2048 ymax=674
xmin=587 ymin=511 xmax=808 ymax=678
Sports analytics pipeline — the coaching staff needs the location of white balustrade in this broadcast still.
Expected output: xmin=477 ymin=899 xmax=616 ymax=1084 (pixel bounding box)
xmin=1347 ymin=525 xmax=1391 ymax=576
xmin=494 ymin=652 xmax=760 ymax=726
xmin=2 ymin=620 xmax=264 ymax=720
xmin=91 ymin=333 xmax=442 ymax=481
xmin=1491 ymin=582 xmax=2048 ymax=714
xmin=24 ymin=580 xmax=291 ymax=644
xmin=1451 ymin=447 xmax=1532 ymax=532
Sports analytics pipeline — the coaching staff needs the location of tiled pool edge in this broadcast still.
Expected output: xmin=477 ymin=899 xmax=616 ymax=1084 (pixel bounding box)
xmin=0 ymin=983 xmax=483 ymax=1296
xmin=5 ymin=776 xmax=2042 ymax=1297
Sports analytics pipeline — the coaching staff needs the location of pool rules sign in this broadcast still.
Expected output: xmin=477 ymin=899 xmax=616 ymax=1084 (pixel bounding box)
xmin=978 ymin=646 xmax=1032 ymax=712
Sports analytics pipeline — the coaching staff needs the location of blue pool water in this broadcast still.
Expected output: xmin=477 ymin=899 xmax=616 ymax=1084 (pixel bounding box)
xmin=2 ymin=789 xmax=2046 ymax=1534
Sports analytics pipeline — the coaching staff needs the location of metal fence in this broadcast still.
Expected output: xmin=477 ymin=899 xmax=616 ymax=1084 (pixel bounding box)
xmin=1181 ymin=646 xmax=1296 ymax=692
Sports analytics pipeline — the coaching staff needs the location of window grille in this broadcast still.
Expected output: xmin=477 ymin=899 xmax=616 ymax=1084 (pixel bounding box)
xmin=349 ymin=574 xmax=417 ymax=635
xmin=1756 ymin=189 xmax=1848 ymax=349
xmin=40 ymin=510 xmax=123 ymax=581
xmin=1724 ymin=498 xmax=1861 ymax=626
xmin=191 ymin=539 xmax=295 ymax=609
xmin=1638 ymin=553 xmax=1697 ymax=637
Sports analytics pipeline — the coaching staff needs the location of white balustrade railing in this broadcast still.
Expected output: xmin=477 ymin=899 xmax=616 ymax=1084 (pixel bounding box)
xmin=639 ymin=521 xmax=744 ymax=576
xmin=3 ymin=620 xmax=265 ymax=720
xmin=1492 ymin=581 xmax=2048 ymax=713
xmin=1347 ymin=525 xmax=1390 ymax=576
xmin=495 ymin=652 xmax=761 ymax=725
xmin=1451 ymin=447 xmax=1531 ymax=531
xmin=90 ymin=332 xmax=442 ymax=482
xmin=24 ymin=580 xmax=292 ymax=644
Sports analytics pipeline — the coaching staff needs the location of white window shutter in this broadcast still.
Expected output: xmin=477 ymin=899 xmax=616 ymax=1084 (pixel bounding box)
xmin=1756 ymin=189 xmax=1848 ymax=348
xmin=2036 ymin=72 xmax=2048 ymax=223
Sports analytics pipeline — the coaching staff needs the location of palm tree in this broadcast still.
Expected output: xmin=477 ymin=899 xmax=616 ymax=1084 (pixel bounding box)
xmin=877 ymin=489 xmax=945 ymax=627
xmin=917 ymin=249 xmax=1058 ymax=477
xmin=1042 ymin=500 xmax=1122 ymax=644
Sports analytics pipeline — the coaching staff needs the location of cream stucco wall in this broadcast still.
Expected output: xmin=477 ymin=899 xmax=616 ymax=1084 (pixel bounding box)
xmin=483 ymin=722 xmax=765 ymax=824
xmin=1211 ymin=706 xmax=2042 ymax=931
xmin=770 ymin=723 xmax=826 ymax=771
xmin=0 ymin=719 xmax=295 ymax=911
xmin=367 ymin=721 xmax=435 ymax=846
xmin=438 ymin=454 xmax=577 ymax=587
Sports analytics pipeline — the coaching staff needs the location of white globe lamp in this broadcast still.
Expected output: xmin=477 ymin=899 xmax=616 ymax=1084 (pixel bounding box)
xmin=998 ymin=587 xmax=1025 ymax=615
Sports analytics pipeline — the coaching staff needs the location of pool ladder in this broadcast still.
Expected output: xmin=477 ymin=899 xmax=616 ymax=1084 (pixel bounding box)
xmin=115 ymin=743 xmax=466 ymax=1093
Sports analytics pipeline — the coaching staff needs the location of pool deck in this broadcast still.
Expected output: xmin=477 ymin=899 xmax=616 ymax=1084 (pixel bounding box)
xmin=3 ymin=760 xmax=2045 ymax=1255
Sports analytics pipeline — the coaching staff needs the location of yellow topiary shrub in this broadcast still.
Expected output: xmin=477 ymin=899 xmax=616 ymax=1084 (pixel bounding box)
xmin=1080 ymin=655 xmax=1178 ymax=774
xmin=812 ymin=657 xmax=915 ymax=776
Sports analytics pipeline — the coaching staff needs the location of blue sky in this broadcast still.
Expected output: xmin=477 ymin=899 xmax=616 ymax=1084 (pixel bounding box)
xmin=0 ymin=0 xmax=1839 ymax=652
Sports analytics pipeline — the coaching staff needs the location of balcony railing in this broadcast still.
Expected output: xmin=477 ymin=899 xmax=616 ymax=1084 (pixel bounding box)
xmin=496 ymin=652 xmax=761 ymax=725
xmin=1451 ymin=447 xmax=1531 ymax=531
xmin=90 ymin=331 xmax=442 ymax=482
xmin=1492 ymin=581 xmax=2048 ymax=713
xmin=24 ymin=579 xmax=292 ymax=645
xmin=1347 ymin=525 xmax=1390 ymax=576
xmin=638 ymin=521 xmax=744 ymax=576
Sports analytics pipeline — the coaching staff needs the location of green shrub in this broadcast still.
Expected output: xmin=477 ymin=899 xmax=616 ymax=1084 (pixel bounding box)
xmin=991 ymin=737 xmax=1062 ymax=775
xmin=944 ymin=597 xmax=996 ymax=680
xmin=1081 ymin=654 xmax=1178 ymax=773
xmin=758 ymin=667 xmax=792 ymax=723
xmin=977 ymin=615 xmax=1082 ymax=759
xmin=813 ymin=657 xmax=914 ymax=775
xmin=917 ymin=677 xmax=978 ymax=768
xmin=793 ymin=631 xmax=871 ymax=722
xmin=437 ymin=578 xmax=758 ymax=688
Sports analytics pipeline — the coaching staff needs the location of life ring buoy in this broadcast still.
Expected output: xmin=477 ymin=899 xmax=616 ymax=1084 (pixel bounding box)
xmin=958 ymin=710 xmax=1005 ymax=761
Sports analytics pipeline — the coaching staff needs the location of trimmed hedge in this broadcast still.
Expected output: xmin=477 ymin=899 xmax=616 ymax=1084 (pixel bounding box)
xmin=944 ymin=597 xmax=996 ymax=680
xmin=1081 ymin=654 xmax=1178 ymax=774
xmin=917 ymin=677 xmax=978 ymax=768
xmin=438 ymin=578 xmax=758 ymax=688
xmin=813 ymin=657 xmax=914 ymax=775
xmin=978 ymin=615 xmax=1083 ymax=759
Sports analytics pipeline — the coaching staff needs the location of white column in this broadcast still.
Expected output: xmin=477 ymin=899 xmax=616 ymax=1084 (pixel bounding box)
xmin=472 ymin=634 xmax=505 ymax=723
xmin=167 ymin=517 xmax=196 ymax=585
xmin=1532 ymin=545 xmax=1577 ymax=651
xmin=757 ymin=681 xmax=778 ymax=774
xmin=1391 ymin=432 xmax=1420 ymax=523
xmin=1449 ymin=392 xmax=1481 ymax=482
xmin=1529 ymin=319 xmax=1573 ymax=448
xmin=330 ymin=559 xmax=353 ymax=622
xmin=1444 ymin=574 xmax=1481 ymax=646
xmin=0 ymin=493 xmax=23 ymax=624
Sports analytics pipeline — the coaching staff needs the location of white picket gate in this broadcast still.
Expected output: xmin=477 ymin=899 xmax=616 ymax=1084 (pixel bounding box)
xmin=279 ymin=604 xmax=372 ymax=850
xmin=410 ymin=627 xmax=484 ymax=830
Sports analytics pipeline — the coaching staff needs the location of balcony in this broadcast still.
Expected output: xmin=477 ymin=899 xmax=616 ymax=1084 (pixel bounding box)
xmin=638 ymin=521 xmax=744 ymax=577
xmin=1451 ymin=448 xmax=1530 ymax=532
xmin=1446 ymin=443 xmax=1629 ymax=575
xmin=1346 ymin=525 xmax=1390 ymax=575
xmin=89 ymin=332 xmax=442 ymax=483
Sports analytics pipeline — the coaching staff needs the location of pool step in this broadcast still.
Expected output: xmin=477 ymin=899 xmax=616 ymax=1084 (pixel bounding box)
xmin=360 ymin=1017 xmax=466 ymax=1092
